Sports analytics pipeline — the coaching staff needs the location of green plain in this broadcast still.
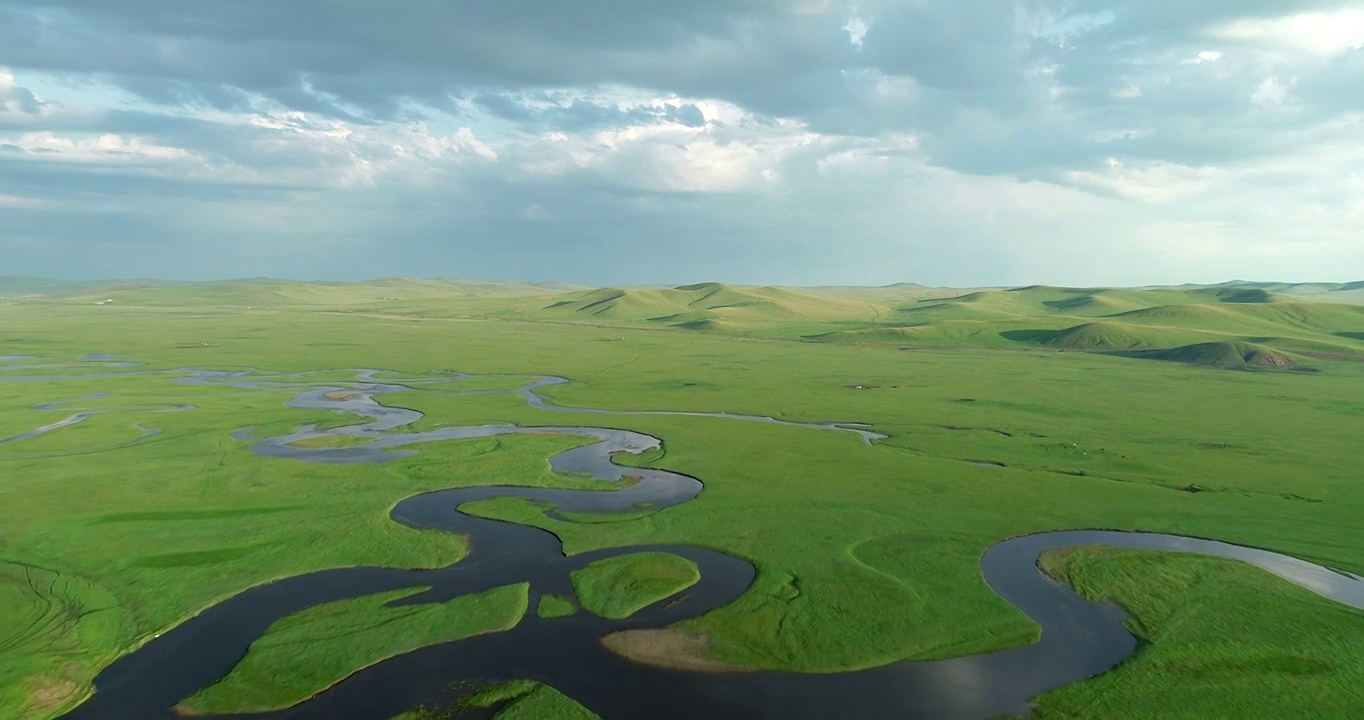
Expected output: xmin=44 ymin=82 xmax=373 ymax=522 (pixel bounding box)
xmin=0 ymin=277 xmax=1361 ymax=719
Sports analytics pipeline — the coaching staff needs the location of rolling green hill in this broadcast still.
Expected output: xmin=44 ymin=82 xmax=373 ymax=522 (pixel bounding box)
xmin=8 ymin=276 xmax=1364 ymax=369
xmin=799 ymin=286 xmax=1363 ymax=366
xmin=528 ymin=282 xmax=884 ymax=330
xmin=1120 ymin=342 xmax=1308 ymax=371
xmin=1038 ymin=322 xmax=1210 ymax=350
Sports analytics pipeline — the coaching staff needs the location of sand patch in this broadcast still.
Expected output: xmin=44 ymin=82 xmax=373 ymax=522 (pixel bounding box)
xmin=323 ymin=390 xmax=362 ymax=400
xmin=25 ymin=673 xmax=85 ymax=715
xmin=600 ymin=629 xmax=751 ymax=673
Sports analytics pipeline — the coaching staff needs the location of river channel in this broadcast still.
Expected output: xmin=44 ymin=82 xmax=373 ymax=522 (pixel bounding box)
xmin=2 ymin=360 xmax=1358 ymax=719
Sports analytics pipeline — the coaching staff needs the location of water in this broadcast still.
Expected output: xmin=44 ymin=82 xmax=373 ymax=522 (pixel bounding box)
xmin=8 ymin=361 xmax=1358 ymax=719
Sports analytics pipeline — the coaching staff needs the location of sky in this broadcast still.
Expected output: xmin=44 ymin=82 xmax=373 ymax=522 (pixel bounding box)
xmin=1 ymin=1 xmax=1362 ymax=287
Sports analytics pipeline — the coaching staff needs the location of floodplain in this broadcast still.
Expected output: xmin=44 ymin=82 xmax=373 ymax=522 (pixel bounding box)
xmin=2 ymin=278 xmax=1363 ymax=718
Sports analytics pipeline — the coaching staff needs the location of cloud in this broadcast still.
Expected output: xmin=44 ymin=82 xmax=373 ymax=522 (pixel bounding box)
xmin=468 ymin=91 xmax=710 ymax=133
xmin=0 ymin=67 xmax=47 ymax=118
xmin=1208 ymin=8 xmax=1364 ymax=55
xmin=0 ymin=0 xmax=1360 ymax=285
xmin=0 ymin=192 xmax=42 ymax=207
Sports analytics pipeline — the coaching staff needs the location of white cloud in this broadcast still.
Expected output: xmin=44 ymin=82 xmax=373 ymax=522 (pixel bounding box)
xmin=1250 ymin=76 xmax=1295 ymax=107
xmin=1112 ymin=78 xmax=1143 ymax=99
xmin=844 ymin=15 xmax=871 ymax=48
xmin=1030 ymin=10 xmax=1117 ymax=46
xmin=0 ymin=67 xmax=49 ymax=119
xmin=580 ymin=120 xmax=813 ymax=193
xmin=1064 ymin=159 xmax=1230 ymax=204
xmin=1209 ymin=9 xmax=1364 ymax=56
xmin=1186 ymin=50 xmax=1224 ymax=64
xmin=0 ymin=131 xmax=192 ymax=162
xmin=518 ymin=203 xmax=550 ymax=220
xmin=0 ymin=193 xmax=43 ymax=208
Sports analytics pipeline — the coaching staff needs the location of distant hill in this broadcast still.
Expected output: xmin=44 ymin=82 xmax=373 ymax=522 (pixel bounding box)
xmin=6 ymin=276 xmax=1364 ymax=367
xmin=5 ymin=277 xmax=580 ymax=307
xmin=1137 ymin=280 xmax=1364 ymax=305
xmin=0 ymin=277 xmax=113 ymax=296
xmin=534 ymin=282 xmax=880 ymax=330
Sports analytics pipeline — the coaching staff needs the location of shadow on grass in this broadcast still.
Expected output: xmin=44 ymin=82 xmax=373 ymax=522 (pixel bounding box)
xmin=999 ymin=329 xmax=1059 ymax=344
xmin=1336 ymin=332 xmax=1364 ymax=341
xmin=1041 ymin=295 xmax=1098 ymax=311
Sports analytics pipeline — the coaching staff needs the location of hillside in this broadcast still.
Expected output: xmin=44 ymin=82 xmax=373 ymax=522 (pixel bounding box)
xmin=1038 ymin=322 xmax=1209 ymax=350
xmin=7 ymin=276 xmax=1364 ymax=368
xmin=0 ymin=277 xmax=118 ymax=297
xmin=803 ymin=286 xmax=1364 ymax=366
xmin=1120 ymin=342 xmax=1309 ymax=371
xmin=527 ymin=282 xmax=884 ymax=330
xmin=1142 ymin=280 xmax=1364 ymax=305
xmin=9 ymin=277 xmax=583 ymax=307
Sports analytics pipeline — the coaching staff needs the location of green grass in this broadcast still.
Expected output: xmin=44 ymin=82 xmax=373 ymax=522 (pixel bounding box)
xmin=184 ymin=583 xmax=529 ymax=714
xmin=387 ymin=680 xmax=598 ymax=719
xmin=1035 ymin=548 xmax=1364 ymax=719
xmin=0 ymin=562 xmax=124 ymax=717
xmin=537 ymin=594 xmax=577 ymax=619
xmin=461 ymin=679 xmax=539 ymax=709
xmin=0 ymin=285 xmax=1361 ymax=718
xmin=570 ymin=553 xmax=701 ymax=620
xmin=495 ymin=683 xmax=599 ymax=719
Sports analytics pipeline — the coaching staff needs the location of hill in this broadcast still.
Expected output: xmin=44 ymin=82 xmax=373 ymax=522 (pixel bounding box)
xmin=1037 ymin=322 xmax=1206 ymax=350
xmin=1121 ymin=342 xmax=1309 ymax=371
xmin=1139 ymin=280 xmax=1364 ymax=305
xmin=16 ymin=277 xmax=580 ymax=308
xmin=7 ymin=277 xmax=1364 ymax=358
xmin=532 ymin=282 xmax=881 ymax=330
xmin=0 ymin=277 xmax=133 ymax=297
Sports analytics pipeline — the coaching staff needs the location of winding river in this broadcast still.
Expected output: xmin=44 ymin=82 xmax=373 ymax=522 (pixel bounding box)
xmin=3 ymin=360 xmax=1361 ymax=718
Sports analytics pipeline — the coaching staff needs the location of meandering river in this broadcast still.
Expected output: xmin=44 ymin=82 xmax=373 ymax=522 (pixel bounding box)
xmin=4 ymin=360 xmax=1360 ymax=718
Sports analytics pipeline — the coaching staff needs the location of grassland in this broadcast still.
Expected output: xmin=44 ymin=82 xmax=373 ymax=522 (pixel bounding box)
xmin=537 ymin=594 xmax=577 ymax=619
xmin=0 ymin=276 xmax=1362 ymax=719
xmin=184 ymin=583 xmax=530 ymax=714
xmin=569 ymin=553 xmax=701 ymax=620
xmin=1036 ymin=548 xmax=1364 ymax=718
xmin=493 ymin=683 xmax=599 ymax=719
xmin=393 ymin=681 xmax=597 ymax=720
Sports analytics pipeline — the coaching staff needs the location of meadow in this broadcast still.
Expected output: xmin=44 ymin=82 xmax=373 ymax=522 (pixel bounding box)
xmin=1 ymin=277 xmax=1362 ymax=718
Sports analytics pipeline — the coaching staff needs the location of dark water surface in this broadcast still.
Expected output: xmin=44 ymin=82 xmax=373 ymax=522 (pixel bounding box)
xmin=7 ymin=364 xmax=1358 ymax=719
